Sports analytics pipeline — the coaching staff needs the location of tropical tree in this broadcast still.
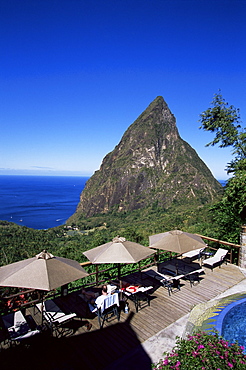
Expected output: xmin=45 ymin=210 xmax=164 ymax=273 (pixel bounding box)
xmin=199 ymin=92 xmax=246 ymax=242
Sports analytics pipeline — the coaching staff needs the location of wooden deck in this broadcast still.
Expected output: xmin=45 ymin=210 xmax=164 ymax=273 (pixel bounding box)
xmin=1 ymin=260 xmax=245 ymax=370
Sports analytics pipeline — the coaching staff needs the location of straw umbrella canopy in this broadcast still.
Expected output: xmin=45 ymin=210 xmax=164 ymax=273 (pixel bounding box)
xmin=83 ymin=236 xmax=155 ymax=282
xmin=149 ymin=230 xmax=206 ymax=254
xmin=0 ymin=250 xmax=89 ymax=291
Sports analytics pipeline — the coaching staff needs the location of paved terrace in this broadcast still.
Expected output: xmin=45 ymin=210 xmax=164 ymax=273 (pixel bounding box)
xmin=1 ymin=259 xmax=245 ymax=370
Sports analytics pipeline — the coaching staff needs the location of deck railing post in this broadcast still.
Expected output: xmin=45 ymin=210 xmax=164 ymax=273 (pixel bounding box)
xmin=96 ymin=265 xmax=99 ymax=285
xmin=239 ymin=225 xmax=246 ymax=268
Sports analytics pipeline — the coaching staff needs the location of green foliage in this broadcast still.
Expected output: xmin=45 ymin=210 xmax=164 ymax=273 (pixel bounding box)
xmin=0 ymin=202 xmax=216 ymax=267
xmin=153 ymin=331 xmax=246 ymax=369
xmin=0 ymin=221 xmax=90 ymax=266
xmin=199 ymin=92 xmax=246 ymax=243
xmin=199 ymin=91 xmax=246 ymax=174
xmin=209 ymin=171 xmax=246 ymax=242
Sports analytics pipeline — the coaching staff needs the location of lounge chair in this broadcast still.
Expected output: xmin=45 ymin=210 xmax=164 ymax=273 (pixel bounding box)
xmin=184 ymin=268 xmax=204 ymax=286
xmin=89 ymin=293 xmax=120 ymax=329
xmin=202 ymin=248 xmax=228 ymax=271
xmin=36 ymin=299 xmax=77 ymax=335
xmin=158 ymin=264 xmax=204 ymax=287
xmin=144 ymin=269 xmax=184 ymax=296
xmin=182 ymin=247 xmax=205 ymax=262
xmin=2 ymin=310 xmax=40 ymax=343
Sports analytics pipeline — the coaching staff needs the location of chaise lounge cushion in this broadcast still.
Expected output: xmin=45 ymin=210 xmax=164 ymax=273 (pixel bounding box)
xmin=36 ymin=299 xmax=76 ymax=325
xmin=202 ymin=248 xmax=228 ymax=270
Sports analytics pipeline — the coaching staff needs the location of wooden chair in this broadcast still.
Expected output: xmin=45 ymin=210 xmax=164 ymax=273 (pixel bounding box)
xmin=182 ymin=247 xmax=205 ymax=262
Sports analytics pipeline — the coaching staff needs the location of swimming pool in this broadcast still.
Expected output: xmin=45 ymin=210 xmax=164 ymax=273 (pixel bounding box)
xmin=187 ymin=293 xmax=246 ymax=353
xmin=215 ymin=297 xmax=246 ymax=351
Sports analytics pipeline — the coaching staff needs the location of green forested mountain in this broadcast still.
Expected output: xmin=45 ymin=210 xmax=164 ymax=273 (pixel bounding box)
xmin=70 ymin=96 xmax=221 ymax=222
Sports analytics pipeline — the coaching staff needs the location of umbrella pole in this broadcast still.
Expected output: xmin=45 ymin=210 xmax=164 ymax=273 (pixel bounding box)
xmin=41 ymin=291 xmax=44 ymax=326
xmin=117 ymin=264 xmax=123 ymax=300
xmin=175 ymin=261 xmax=178 ymax=275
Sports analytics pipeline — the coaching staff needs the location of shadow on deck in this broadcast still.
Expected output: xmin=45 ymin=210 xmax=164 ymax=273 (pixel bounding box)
xmin=0 ymin=260 xmax=245 ymax=369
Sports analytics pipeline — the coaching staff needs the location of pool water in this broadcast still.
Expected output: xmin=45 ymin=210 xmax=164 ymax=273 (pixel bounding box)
xmin=191 ymin=293 xmax=246 ymax=353
xmin=215 ymin=298 xmax=246 ymax=352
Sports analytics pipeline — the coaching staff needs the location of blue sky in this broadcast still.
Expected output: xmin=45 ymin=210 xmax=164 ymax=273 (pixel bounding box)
xmin=0 ymin=0 xmax=245 ymax=179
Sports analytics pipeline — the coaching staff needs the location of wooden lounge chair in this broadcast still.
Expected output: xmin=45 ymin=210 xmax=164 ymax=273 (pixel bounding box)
xmin=158 ymin=263 xmax=204 ymax=287
xmin=36 ymin=299 xmax=77 ymax=336
xmin=89 ymin=293 xmax=120 ymax=329
xmin=2 ymin=310 xmax=40 ymax=343
xmin=202 ymin=248 xmax=228 ymax=271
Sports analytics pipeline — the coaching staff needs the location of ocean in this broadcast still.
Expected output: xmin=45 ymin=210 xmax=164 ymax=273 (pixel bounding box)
xmin=0 ymin=176 xmax=226 ymax=230
xmin=0 ymin=175 xmax=89 ymax=229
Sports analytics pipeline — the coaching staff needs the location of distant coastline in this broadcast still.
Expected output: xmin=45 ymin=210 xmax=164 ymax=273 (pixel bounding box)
xmin=0 ymin=175 xmax=227 ymax=230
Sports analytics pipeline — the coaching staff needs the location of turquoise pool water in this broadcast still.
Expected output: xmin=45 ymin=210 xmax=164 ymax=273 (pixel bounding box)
xmin=191 ymin=293 xmax=246 ymax=353
xmin=214 ymin=297 xmax=246 ymax=352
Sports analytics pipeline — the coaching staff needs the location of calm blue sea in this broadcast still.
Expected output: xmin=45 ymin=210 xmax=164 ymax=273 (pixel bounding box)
xmin=0 ymin=176 xmax=88 ymax=229
xmin=0 ymin=176 xmax=226 ymax=230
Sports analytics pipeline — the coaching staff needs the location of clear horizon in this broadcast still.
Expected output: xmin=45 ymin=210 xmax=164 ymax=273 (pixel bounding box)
xmin=0 ymin=174 xmax=229 ymax=182
xmin=1 ymin=1 xmax=245 ymax=180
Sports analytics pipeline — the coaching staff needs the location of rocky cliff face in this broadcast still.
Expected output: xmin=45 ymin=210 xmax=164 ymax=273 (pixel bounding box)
xmin=74 ymin=96 xmax=221 ymax=218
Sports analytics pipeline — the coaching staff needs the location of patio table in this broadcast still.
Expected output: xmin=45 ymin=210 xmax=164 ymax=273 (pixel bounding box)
xmin=120 ymin=286 xmax=153 ymax=312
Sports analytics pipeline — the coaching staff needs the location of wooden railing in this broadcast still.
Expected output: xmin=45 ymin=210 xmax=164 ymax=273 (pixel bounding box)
xmin=78 ymin=257 xmax=157 ymax=288
xmin=195 ymin=234 xmax=240 ymax=248
xmin=195 ymin=234 xmax=241 ymax=265
xmin=0 ymin=235 xmax=242 ymax=314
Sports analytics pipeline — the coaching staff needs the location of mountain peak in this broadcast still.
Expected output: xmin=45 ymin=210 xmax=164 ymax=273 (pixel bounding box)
xmin=72 ymin=96 xmax=221 ymax=218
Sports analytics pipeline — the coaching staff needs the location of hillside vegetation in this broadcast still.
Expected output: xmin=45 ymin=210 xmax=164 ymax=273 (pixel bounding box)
xmin=0 ymin=201 xmax=220 ymax=267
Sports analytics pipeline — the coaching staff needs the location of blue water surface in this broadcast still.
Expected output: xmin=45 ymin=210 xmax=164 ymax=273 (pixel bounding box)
xmin=221 ymin=300 xmax=246 ymax=351
xmin=0 ymin=176 xmax=88 ymax=229
xmin=213 ymin=297 xmax=246 ymax=353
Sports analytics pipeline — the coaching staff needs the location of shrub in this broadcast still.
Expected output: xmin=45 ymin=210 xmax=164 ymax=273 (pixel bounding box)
xmin=152 ymin=331 xmax=246 ymax=370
